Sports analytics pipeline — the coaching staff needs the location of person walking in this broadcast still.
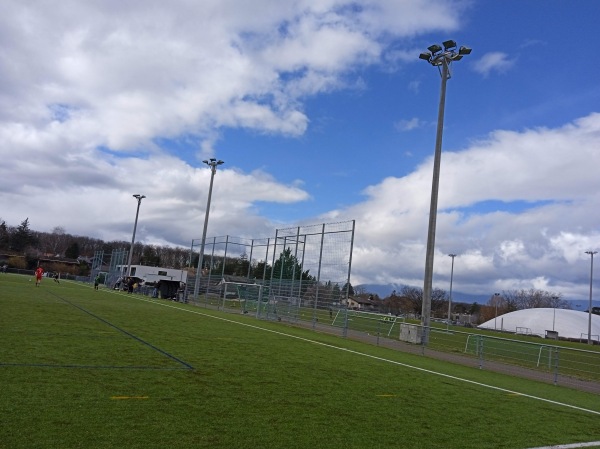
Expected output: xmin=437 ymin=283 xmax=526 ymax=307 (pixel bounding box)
xmin=35 ymin=266 xmax=44 ymax=287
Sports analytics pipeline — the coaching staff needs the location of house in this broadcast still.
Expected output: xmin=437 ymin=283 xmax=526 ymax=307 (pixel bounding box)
xmin=345 ymin=296 xmax=376 ymax=311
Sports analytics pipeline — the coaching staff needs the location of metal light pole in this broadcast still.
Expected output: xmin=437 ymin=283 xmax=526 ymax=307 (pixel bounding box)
xmin=419 ymin=40 xmax=471 ymax=344
xmin=446 ymin=254 xmax=456 ymax=331
xmin=585 ymin=250 xmax=597 ymax=345
xmin=193 ymin=158 xmax=224 ymax=299
xmin=551 ymin=296 xmax=558 ymax=332
xmin=493 ymin=292 xmax=500 ymax=330
xmin=126 ymin=194 xmax=145 ymax=277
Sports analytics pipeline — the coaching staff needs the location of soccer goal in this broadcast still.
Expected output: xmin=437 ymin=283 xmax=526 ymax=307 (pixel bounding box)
xmin=331 ymin=309 xmax=399 ymax=336
xmin=219 ymin=282 xmax=264 ymax=315
xmin=580 ymin=333 xmax=599 ymax=343
xmin=256 ymin=295 xmax=301 ymax=323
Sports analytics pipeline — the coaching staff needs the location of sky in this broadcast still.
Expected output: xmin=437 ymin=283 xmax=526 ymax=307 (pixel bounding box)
xmin=1 ymin=0 xmax=600 ymax=304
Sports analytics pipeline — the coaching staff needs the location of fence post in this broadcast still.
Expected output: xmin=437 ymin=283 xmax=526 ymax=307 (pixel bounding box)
xmin=478 ymin=336 xmax=485 ymax=369
xmin=553 ymin=347 xmax=560 ymax=386
xmin=343 ymin=308 xmax=348 ymax=338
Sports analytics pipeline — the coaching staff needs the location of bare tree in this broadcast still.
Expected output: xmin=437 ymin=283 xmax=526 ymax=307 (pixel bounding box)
xmin=496 ymin=289 xmax=568 ymax=311
xmin=41 ymin=226 xmax=68 ymax=256
xmin=399 ymin=285 xmax=447 ymax=316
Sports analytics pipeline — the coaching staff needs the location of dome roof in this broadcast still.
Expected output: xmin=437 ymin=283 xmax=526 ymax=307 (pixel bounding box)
xmin=478 ymin=308 xmax=600 ymax=340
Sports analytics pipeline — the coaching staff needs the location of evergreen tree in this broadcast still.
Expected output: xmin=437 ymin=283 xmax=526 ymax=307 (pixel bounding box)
xmin=272 ymin=247 xmax=313 ymax=281
xmin=0 ymin=220 xmax=9 ymax=250
xmin=342 ymin=282 xmax=354 ymax=297
xmin=65 ymin=242 xmax=80 ymax=259
xmin=11 ymin=218 xmax=36 ymax=252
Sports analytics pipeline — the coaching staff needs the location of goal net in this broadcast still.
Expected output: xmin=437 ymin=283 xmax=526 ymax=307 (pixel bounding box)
xmin=516 ymin=327 xmax=532 ymax=335
xmin=220 ymin=282 xmax=264 ymax=314
xmin=331 ymin=309 xmax=399 ymax=336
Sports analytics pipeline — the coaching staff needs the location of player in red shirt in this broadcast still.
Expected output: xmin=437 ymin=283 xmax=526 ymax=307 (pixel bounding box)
xmin=35 ymin=266 xmax=44 ymax=287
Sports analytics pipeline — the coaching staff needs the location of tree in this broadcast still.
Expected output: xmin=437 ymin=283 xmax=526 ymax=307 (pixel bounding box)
xmin=499 ymin=289 xmax=567 ymax=311
xmin=399 ymin=285 xmax=447 ymax=316
xmin=41 ymin=226 xmax=68 ymax=256
xmin=10 ymin=218 xmax=36 ymax=253
xmin=140 ymin=245 xmax=160 ymax=266
xmin=0 ymin=220 xmax=9 ymax=250
xmin=250 ymin=260 xmax=270 ymax=279
xmin=341 ymin=282 xmax=354 ymax=297
xmin=271 ymin=247 xmax=313 ymax=281
xmin=65 ymin=242 xmax=80 ymax=259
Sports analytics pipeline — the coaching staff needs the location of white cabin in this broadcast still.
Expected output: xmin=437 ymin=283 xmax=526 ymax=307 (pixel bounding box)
xmin=116 ymin=265 xmax=188 ymax=284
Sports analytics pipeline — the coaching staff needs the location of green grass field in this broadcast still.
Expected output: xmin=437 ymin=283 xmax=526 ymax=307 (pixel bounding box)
xmin=2 ymin=274 xmax=600 ymax=449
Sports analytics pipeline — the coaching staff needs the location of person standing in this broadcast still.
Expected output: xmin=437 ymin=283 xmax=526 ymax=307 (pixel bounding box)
xmin=35 ymin=266 xmax=44 ymax=287
xmin=127 ymin=277 xmax=135 ymax=294
xmin=94 ymin=274 xmax=100 ymax=290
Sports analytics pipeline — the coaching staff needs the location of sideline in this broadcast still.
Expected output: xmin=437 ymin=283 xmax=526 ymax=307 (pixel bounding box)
xmin=125 ymin=293 xmax=600 ymax=417
xmin=526 ymin=443 xmax=600 ymax=449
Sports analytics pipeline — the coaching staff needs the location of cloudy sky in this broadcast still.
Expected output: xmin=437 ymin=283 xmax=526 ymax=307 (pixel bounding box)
xmin=1 ymin=0 xmax=600 ymax=304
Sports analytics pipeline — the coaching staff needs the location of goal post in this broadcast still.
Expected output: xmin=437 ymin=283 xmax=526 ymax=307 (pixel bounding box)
xmin=331 ymin=309 xmax=399 ymax=336
xmin=220 ymin=282 xmax=264 ymax=315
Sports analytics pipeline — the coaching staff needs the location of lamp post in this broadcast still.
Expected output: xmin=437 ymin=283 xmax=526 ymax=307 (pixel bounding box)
xmin=193 ymin=158 xmax=225 ymax=299
xmin=585 ymin=250 xmax=597 ymax=345
xmin=126 ymin=194 xmax=145 ymax=277
xmin=493 ymin=292 xmax=500 ymax=330
xmin=446 ymin=254 xmax=456 ymax=331
xmin=551 ymin=296 xmax=558 ymax=332
xmin=419 ymin=40 xmax=471 ymax=344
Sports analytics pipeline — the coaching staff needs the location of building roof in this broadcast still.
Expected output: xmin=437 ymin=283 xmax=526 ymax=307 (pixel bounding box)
xmin=478 ymin=308 xmax=600 ymax=340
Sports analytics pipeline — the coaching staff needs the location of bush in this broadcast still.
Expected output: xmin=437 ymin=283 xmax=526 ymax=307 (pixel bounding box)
xmin=8 ymin=256 xmax=26 ymax=269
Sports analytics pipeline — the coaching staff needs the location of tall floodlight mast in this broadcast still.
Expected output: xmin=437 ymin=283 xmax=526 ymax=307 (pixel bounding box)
xmin=418 ymin=40 xmax=471 ymax=344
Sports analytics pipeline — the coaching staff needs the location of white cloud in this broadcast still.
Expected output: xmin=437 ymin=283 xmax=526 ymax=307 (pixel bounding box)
xmin=328 ymin=113 xmax=600 ymax=300
xmin=473 ymin=52 xmax=515 ymax=77
xmin=0 ymin=0 xmax=462 ymax=246
xmin=395 ymin=117 xmax=425 ymax=131
xmin=1 ymin=1 xmax=599 ymax=303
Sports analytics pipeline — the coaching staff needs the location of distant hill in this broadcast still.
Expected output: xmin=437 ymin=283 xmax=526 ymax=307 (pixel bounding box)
xmin=355 ymin=284 xmax=600 ymax=310
xmin=356 ymin=284 xmax=489 ymax=304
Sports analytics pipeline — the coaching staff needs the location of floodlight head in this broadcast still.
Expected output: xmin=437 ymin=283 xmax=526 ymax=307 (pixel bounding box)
xmin=217 ymin=160 xmax=224 ymax=165
xmin=210 ymin=158 xmax=216 ymax=162
xmin=133 ymin=194 xmax=145 ymax=201
xmin=419 ymin=51 xmax=432 ymax=61
xmin=452 ymin=54 xmax=463 ymax=61
xmin=428 ymin=44 xmax=442 ymax=54
xmin=202 ymin=159 xmax=208 ymax=164
xmin=443 ymin=40 xmax=457 ymax=51
xmin=458 ymin=46 xmax=472 ymax=55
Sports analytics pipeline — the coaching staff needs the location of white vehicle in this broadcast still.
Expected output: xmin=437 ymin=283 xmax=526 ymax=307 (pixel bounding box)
xmin=116 ymin=265 xmax=188 ymax=284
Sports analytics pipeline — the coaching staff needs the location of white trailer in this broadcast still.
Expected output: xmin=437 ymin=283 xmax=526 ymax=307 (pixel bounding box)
xmin=116 ymin=265 xmax=188 ymax=284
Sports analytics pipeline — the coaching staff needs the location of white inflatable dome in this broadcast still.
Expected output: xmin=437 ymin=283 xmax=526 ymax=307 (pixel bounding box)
xmin=478 ymin=308 xmax=600 ymax=340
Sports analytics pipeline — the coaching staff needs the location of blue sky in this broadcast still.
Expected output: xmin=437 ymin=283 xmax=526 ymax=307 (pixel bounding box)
xmin=1 ymin=0 xmax=600 ymax=305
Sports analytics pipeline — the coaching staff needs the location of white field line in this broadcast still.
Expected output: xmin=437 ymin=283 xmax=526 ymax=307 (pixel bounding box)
xmin=526 ymin=442 xmax=600 ymax=449
xmin=117 ymin=292 xmax=600 ymax=417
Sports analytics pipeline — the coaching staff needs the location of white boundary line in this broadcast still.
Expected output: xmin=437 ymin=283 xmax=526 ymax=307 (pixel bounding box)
xmin=526 ymin=442 xmax=600 ymax=449
xmin=118 ymin=293 xmax=600 ymax=417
